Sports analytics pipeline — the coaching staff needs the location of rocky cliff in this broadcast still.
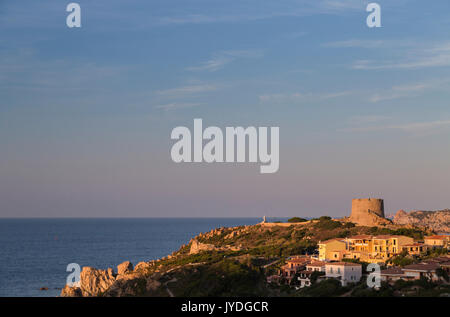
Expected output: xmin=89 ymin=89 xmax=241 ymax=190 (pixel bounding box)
xmin=60 ymin=261 xmax=162 ymax=297
xmin=393 ymin=209 xmax=450 ymax=233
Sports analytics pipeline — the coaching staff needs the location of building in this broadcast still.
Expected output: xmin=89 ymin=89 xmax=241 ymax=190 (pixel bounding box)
xmin=402 ymin=263 xmax=440 ymax=282
xmin=346 ymin=235 xmax=414 ymax=263
xmin=279 ymin=256 xmax=311 ymax=284
xmin=401 ymin=243 xmax=429 ymax=256
xmin=318 ymin=235 xmax=414 ymax=263
xmin=349 ymin=198 xmax=391 ymax=226
xmin=380 ymin=267 xmax=408 ymax=283
xmin=323 ymin=262 xmax=362 ymax=286
xmin=424 ymin=235 xmax=450 ymax=248
xmin=306 ymin=261 xmax=326 ymax=272
xmin=318 ymin=239 xmax=347 ymax=261
xmin=297 ymin=270 xmax=314 ymax=288
xmin=381 ymin=256 xmax=450 ymax=284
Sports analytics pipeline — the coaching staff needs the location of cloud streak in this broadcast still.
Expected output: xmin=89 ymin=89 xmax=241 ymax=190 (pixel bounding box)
xmin=154 ymin=102 xmax=203 ymax=111
xmin=155 ymin=0 xmax=365 ymax=26
xmin=186 ymin=50 xmax=263 ymax=72
xmin=156 ymin=84 xmax=218 ymax=97
xmin=341 ymin=118 xmax=450 ymax=134
xmin=353 ymin=42 xmax=450 ymax=70
xmin=259 ymin=90 xmax=355 ymax=103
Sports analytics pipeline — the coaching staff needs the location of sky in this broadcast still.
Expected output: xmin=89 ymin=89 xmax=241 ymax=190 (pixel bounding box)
xmin=1 ymin=0 xmax=450 ymax=218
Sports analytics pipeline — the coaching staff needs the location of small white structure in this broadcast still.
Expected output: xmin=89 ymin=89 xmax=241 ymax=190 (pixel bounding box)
xmin=324 ymin=262 xmax=362 ymax=286
xmin=297 ymin=271 xmax=314 ymax=289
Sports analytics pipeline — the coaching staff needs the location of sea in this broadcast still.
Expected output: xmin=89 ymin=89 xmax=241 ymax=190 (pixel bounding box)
xmin=0 ymin=218 xmax=287 ymax=297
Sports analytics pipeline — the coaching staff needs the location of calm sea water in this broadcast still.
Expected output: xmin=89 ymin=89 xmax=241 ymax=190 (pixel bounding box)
xmin=0 ymin=218 xmax=280 ymax=297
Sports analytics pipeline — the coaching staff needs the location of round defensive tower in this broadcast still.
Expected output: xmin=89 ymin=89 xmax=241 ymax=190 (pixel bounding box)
xmin=351 ymin=198 xmax=385 ymax=219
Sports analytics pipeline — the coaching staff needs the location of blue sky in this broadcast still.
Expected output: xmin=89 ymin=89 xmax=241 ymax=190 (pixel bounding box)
xmin=1 ymin=0 xmax=450 ymax=217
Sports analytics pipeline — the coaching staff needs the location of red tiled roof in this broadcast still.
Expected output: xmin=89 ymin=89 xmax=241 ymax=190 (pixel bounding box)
xmin=402 ymin=243 xmax=426 ymax=247
xmin=326 ymin=262 xmax=361 ymax=267
xmin=403 ymin=263 xmax=439 ymax=271
xmin=286 ymin=258 xmax=309 ymax=264
xmin=425 ymin=235 xmax=448 ymax=240
xmin=307 ymin=261 xmax=326 ymax=267
xmin=380 ymin=267 xmax=404 ymax=276
xmin=421 ymin=257 xmax=450 ymax=264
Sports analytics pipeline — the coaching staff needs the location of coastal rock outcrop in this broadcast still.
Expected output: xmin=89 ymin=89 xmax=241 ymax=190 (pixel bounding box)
xmin=189 ymin=239 xmax=217 ymax=254
xmin=189 ymin=238 xmax=242 ymax=255
xmin=117 ymin=261 xmax=133 ymax=275
xmin=393 ymin=209 xmax=450 ymax=233
xmin=60 ymin=261 xmax=164 ymax=297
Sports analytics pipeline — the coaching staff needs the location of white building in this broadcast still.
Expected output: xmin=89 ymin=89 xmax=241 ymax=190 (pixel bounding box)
xmin=324 ymin=262 xmax=362 ymax=286
xmin=306 ymin=261 xmax=326 ymax=272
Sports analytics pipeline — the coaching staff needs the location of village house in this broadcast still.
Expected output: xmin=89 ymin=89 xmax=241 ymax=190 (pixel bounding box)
xmin=380 ymin=257 xmax=450 ymax=284
xmin=297 ymin=270 xmax=314 ymax=289
xmin=318 ymin=239 xmax=348 ymax=261
xmin=402 ymin=263 xmax=441 ymax=282
xmin=306 ymin=261 xmax=326 ymax=272
xmin=424 ymin=235 xmax=450 ymax=248
xmin=322 ymin=262 xmax=362 ymax=286
xmin=279 ymin=256 xmax=311 ymax=284
xmin=380 ymin=267 xmax=407 ymax=283
xmin=401 ymin=243 xmax=429 ymax=256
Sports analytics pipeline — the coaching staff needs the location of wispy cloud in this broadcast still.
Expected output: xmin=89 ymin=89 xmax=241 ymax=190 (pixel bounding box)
xmin=259 ymin=90 xmax=355 ymax=103
xmin=323 ymin=39 xmax=387 ymax=49
xmin=341 ymin=118 xmax=450 ymax=134
xmin=156 ymin=84 xmax=218 ymax=97
xmin=368 ymin=78 xmax=450 ymax=103
xmin=353 ymin=41 xmax=450 ymax=70
xmin=369 ymin=83 xmax=431 ymax=103
xmin=186 ymin=50 xmax=263 ymax=72
xmin=348 ymin=115 xmax=392 ymax=125
xmin=155 ymin=0 xmax=364 ymax=26
xmin=154 ymin=102 xmax=203 ymax=111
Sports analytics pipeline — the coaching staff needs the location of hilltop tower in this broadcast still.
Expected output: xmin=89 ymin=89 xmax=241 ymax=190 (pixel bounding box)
xmin=351 ymin=198 xmax=384 ymax=219
xmin=349 ymin=198 xmax=389 ymax=226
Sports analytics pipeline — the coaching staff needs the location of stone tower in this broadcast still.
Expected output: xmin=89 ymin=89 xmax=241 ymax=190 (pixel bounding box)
xmin=350 ymin=198 xmax=387 ymax=226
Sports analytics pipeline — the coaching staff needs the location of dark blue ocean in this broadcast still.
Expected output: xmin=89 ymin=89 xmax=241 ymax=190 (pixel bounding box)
xmin=0 ymin=218 xmax=281 ymax=297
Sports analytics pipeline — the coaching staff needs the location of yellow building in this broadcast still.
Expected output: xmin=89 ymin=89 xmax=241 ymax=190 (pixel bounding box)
xmin=318 ymin=235 xmax=414 ymax=263
xmin=346 ymin=235 xmax=414 ymax=263
xmin=401 ymin=243 xmax=429 ymax=256
xmin=424 ymin=235 xmax=449 ymax=248
xmin=318 ymin=239 xmax=347 ymax=261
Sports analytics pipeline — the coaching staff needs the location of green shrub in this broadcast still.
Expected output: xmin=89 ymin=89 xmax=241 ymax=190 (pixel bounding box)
xmin=288 ymin=217 xmax=308 ymax=223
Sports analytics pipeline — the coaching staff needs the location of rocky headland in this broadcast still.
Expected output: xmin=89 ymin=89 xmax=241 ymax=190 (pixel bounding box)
xmin=393 ymin=209 xmax=450 ymax=233
xmin=60 ymin=215 xmax=435 ymax=297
